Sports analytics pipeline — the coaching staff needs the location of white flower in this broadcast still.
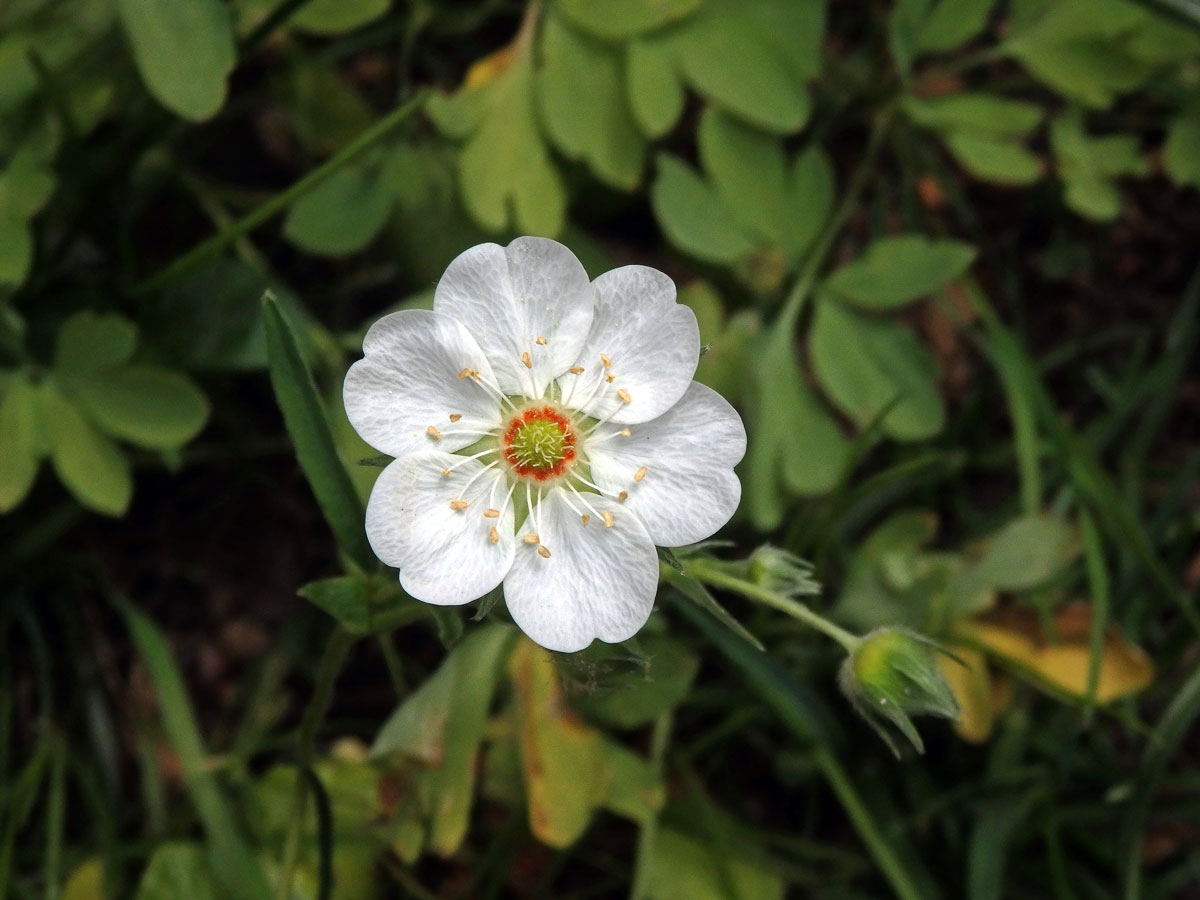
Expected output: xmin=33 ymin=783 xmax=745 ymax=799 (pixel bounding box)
xmin=344 ymin=237 xmax=746 ymax=652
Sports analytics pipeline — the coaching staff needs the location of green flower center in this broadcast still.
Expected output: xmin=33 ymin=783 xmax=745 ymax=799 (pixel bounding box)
xmin=511 ymin=418 xmax=567 ymax=468
xmin=501 ymin=406 xmax=577 ymax=482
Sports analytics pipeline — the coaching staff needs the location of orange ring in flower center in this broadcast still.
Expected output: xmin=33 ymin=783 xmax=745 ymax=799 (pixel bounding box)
xmin=501 ymin=406 xmax=578 ymax=481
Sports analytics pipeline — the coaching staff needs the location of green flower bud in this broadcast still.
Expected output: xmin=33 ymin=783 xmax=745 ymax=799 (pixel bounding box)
xmin=838 ymin=627 xmax=959 ymax=757
xmin=748 ymin=545 xmax=821 ymax=599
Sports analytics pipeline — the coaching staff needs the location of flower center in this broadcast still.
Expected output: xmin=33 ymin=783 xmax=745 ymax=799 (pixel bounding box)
xmin=502 ymin=406 xmax=577 ymax=482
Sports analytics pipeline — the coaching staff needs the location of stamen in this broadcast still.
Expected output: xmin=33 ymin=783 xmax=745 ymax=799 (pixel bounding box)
xmin=617 ymin=388 xmax=632 ymax=404
xmin=602 ymin=510 xmax=614 ymax=528
xmin=426 ymin=425 xmax=443 ymax=440
xmin=489 ymin=526 xmax=499 ymax=543
xmin=634 ymin=466 xmax=647 ymax=482
xmin=456 ymin=460 xmax=499 ymax=497
xmin=441 ymin=468 xmax=451 ymax=477
xmin=618 ymin=490 xmax=628 ymax=502
xmin=568 ymin=365 xmax=584 ymax=375
xmin=483 ymin=508 xmax=500 ymax=518
xmin=566 ymin=484 xmax=604 ymax=522
xmin=535 ymin=336 xmax=548 ymax=345
xmin=600 ymin=352 xmax=612 ymax=368
xmin=449 ymin=413 xmax=462 ymax=422
xmin=457 ymin=367 xmax=476 ymax=379
xmin=521 ymin=351 xmax=533 ymax=369
xmin=442 ymin=447 xmax=500 ymax=475
xmin=570 ymin=471 xmax=621 ymax=500
xmin=605 ymin=373 xmax=615 ymax=383
xmin=537 ymin=545 xmax=551 ymax=558
xmin=581 ymin=514 xmax=591 ymax=525
xmin=621 ymin=428 xmax=631 ymax=437
xmin=523 ymin=533 xmax=540 ymax=544
xmin=449 ymin=500 xmax=468 ymax=510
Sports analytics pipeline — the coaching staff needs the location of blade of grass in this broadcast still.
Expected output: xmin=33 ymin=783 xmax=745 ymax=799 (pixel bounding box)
xmin=263 ymin=293 xmax=374 ymax=572
xmin=1078 ymin=511 xmax=1110 ymax=722
xmin=116 ymin=597 xmax=271 ymax=900
xmin=43 ymin=731 xmax=65 ymax=900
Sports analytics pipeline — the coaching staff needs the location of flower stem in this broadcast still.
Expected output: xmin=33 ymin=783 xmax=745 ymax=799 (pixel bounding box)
xmin=131 ymin=91 xmax=428 ymax=296
xmin=628 ymin=711 xmax=672 ymax=900
xmin=273 ymin=625 xmax=358 ymax=900
xmin=684 ymin=560 xmax=860 ymax=652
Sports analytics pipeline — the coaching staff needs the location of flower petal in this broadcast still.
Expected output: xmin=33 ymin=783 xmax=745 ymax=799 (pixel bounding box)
xmin=504 ymin=488 xmax=658 ymax=652
xmin=344 ymin=310 xmax=503 ymax=460
xmin=434 ymin=238 xmax=594 ymax=399
xmin=587 ymin=382 xmax=746 ymax=546
xmin=559 ymin=265 xmax=700 ymax=425
xmin=365 ymin=451 xmax=516 ymax=605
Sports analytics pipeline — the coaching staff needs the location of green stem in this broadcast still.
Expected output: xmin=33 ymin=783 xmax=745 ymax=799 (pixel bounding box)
xmin=812 ymin=747 xmax=927 ymax=900
xmin=132 ymin=92 xmax=427 ymax=296
xmin=775 ymin=104 xmax=897 ymax=338
xmin=629 ymin=712 xmax=672 ymax=900
xmin=274 ymin=626 xmax=358 ymax=900
xmin=686 ymin=560 xmax=859 ymax=652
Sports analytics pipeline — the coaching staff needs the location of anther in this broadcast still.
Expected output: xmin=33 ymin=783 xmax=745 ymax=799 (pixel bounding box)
xmin=600 ymin=353 xmax=612 ymax=368
xmin=620 ymin=428 xmax=631 ymax=437
xmin=618 ymin=490 xmax=628 ymax=502
xmin=581 ymin=513 xmax=591 ymax=526
xmin=602 ymin=511 xmax=614 ymax=528
xmin=483 ymin=508 xmax=500 ymax=518
xmin=617 ymin=388 xmax=632 ymax=404
xmin=523 ymin=533 xmax=540 ymax=544
xmin=441 ymin=468 xmax=451 ymax=477
xmin=449 ymin=499 xmax=469 ymax=510
xmin=535 ymin=336 xmax=548 ymax=345
xmin=634 ymin=466 xmax=647 ymax=482
xmin=568 ymin=365 xmax=585 ymax=375
xmin=489 ymin=526 xmax=499 ymax=543
xmin=457 ymin=367 xmax=476 ymax=379
xmin=521 ymin=351 xmax=532 ymax=368
xmin=537 ymin=545 xmax=551 ymax=558
xmin=605 ymin=373 xmax=615 ymax=383
xmin=427 ymin=425 xmax=443 ymax=440
xmin=449 ymin=413 xmax=462 ymax=422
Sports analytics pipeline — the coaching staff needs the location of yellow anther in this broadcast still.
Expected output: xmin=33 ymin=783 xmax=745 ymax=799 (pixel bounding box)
xmin=568 ymin=365 xmax=585 ymax=375
xmin=618 ymin=490 xmax=628 ymax=502
xmin=602 ymin=511 xmax=614 ymax=528
xmin=449 ymin=499 xmax=468 ymax=510
xmin=620 ymin=428 xmax=631 ymax=437
xmin=537 ymin=544 xmax=551 ymax=559
xmin=605 ymin=373 xmax=615 ymax=383
xmin=634 ymin=466 xmax=647 ymax=482
xmin=483 ymin=508 xmax=500 ymax=518
xmin=523 ymin=533 xmax=540 ymax=544
xmin=427 ymin=425 xmax=443 ymax=440
xmin=440 ymin=468 xmax=451 ymax=477
xmin=617 ymin=388 xmax=632 ymax=404
xmin=449 ymin=413 xmax=462 ymax=422
xmin=535 ymin=336 xmax=548 ymax=345
xmin=581 ymin=513 xmax=591 ymax=526
xmin=457 ymin=367 xmax=476 ymax=379
xmin=488 ymin=526 xmax=499 ymax=543
xmin=521 ymin=351 xmax=532 ymax=368
xmin=600 ymin=352 xmax=612 ymax=368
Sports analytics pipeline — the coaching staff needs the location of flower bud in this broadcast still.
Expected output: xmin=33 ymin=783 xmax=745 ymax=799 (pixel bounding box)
xmin=838 ymin=627 xmax=959 ymax=756
xmin=748 ymin=545 xmax=820 ymax=599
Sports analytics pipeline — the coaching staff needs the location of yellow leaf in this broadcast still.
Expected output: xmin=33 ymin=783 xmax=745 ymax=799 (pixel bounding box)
xmin=956 ymin=603 xmax=1154 ymax=704
xmin=508 ymin=638 xmax=608 ymax=847
xmin=62 ymin=858 xmax=105 ymax=900
xmin=938 ymin=646 xmax=994 ymax=743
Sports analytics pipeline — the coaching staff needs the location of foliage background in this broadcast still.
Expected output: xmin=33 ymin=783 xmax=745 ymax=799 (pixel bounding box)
xmin=3 ymin=0 xmax=1200 ymax=898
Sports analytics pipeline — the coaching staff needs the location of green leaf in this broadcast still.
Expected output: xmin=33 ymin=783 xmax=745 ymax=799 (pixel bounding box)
xmin=680 ymin=281 xmax=760 ymax=400
xmin=290 ymin=0 xmax=390 ymax=35
xmin=54 ymin=311 xmax=137 ymax=376
xmin=118 ymin=601 xmax=272 ymax=900
xmin=40 ymin=382 xmax=131 ymax=517
xmin=943 ymin=133 xmax=1043 ymax=185
xmin=903 ymin=93 xmax=1042 ymax=136
xmin=569 ymin=633 xmax=700 ymax=729
xmin=537 ymin=12 xmax=646 ymax=190
xmin=745 ymin=332 xmax=850 ymax=528
xmin=451 ymin=43 xmax=564 ymax=236
xmin=824 ymin=235 xmax=976 ymax=310
xmin=786 ymin=145 xmax=835 ymax=259
xmin=134 ymin=843 xmax=219 ymax=900
xmin=626 ymin=38 xmax=686 ymax=139
xmin=1164 ymin=101 xmax=1200 ymax=190
xmin=64 ymin=365 xmax=208 ymax=449
xmin=917 ymin=0 xmax=996 ymax=52
xmin=283 ymin=161 xmax=393 ymax=256
xmin=651 ymin=154 xmax=755 ymax=265
xmin=299 ymin=576 xmax=371 ymax=632
xmin=674 ymin=10 xmax=809 ymax=134
xmin=557 ymin=0 xmax=701 ymax=39
xmin=697 ymin=109 xmax=790 ymax=248
xmin=116 ymin=0 xmax=235 ymax=120
xmin=0 ymin=374 xmax=40 ymax=512
xmin=1051 ymin=110 xmax=1147 ymax=221
xmin=372 ymin=626 xmax=514 ymax=855
xmin=262 ymin=295 xmax=373 ymax=570
xmin=0 ymin=212 xmax=32 ymax=286
xmin=644 ymin=828 xmax=784 ymax=900
xmin=971 ymin=514 xmax=1079 ymax=592
xmin=810 ymin=299 xmax=945 ymax=441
